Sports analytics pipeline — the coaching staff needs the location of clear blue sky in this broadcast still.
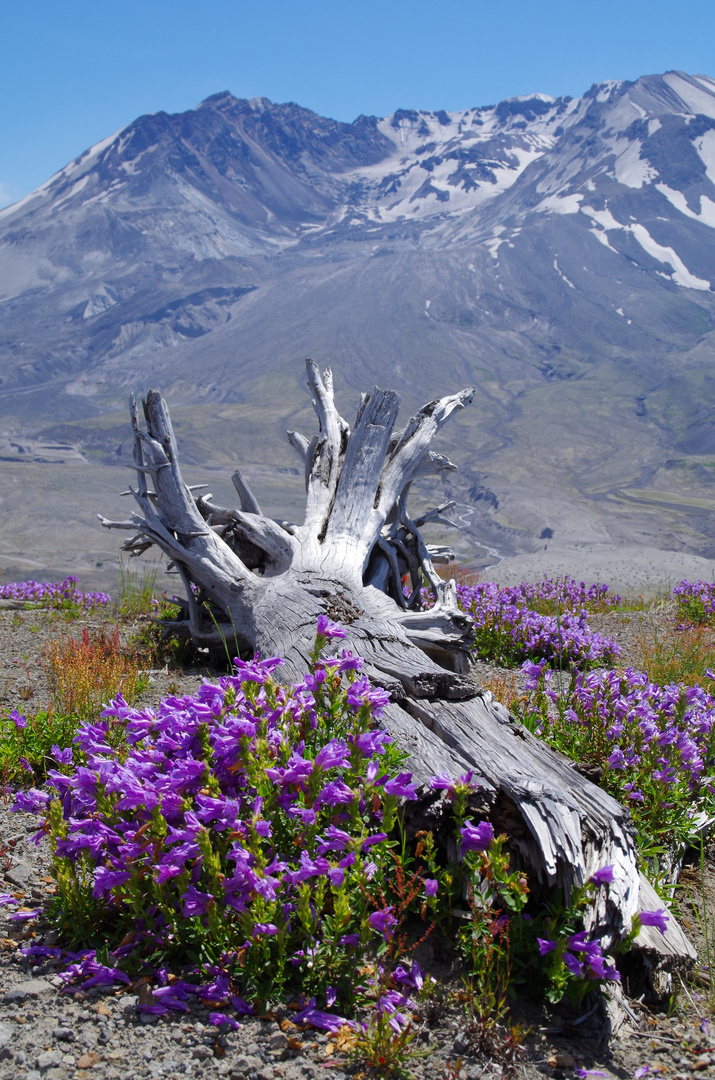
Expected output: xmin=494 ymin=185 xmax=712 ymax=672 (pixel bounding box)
xmin=2 ymin=0 xmax=714 ymax=206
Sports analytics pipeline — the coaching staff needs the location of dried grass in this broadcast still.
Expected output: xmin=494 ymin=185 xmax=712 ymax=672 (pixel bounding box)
xmin=632 ymin=618 xmax=715 ymax=689
xmin=44 ymin=625 xmax=145 ymax=721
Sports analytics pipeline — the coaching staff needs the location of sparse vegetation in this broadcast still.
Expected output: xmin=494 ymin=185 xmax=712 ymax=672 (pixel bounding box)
xmin=5 ymin=570 xmax=714 ymax=1069
xmin=0 ymin=623 xmax=147 ymax=785
xmin=0 ymin=574 xmax=110 ymax=614
xmin=116 ymin=558 xmax=160 ymax=620
xmin=44 ymin=624 xmax=146 ymax=722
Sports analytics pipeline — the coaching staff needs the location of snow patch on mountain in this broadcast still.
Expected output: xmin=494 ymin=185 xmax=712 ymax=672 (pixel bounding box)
xmin=664 ymin=72 xmax=715 ymax=119
xmin=656 ymin=184 xmax=715 ymax=228
xmin=582 ymin=202 xmax=711 ymax=290
xmin=695 ymin=130 xmax=715 ymax=183
xmin=631 ymin=223 xmax=711 ymax=289
xmin=538 ymin=193 xmax=584 ymax=215
xmin=553 ymin=258 xmax=575 ymax=289
xmin=614 ymin=140 xmax=658 ymax=188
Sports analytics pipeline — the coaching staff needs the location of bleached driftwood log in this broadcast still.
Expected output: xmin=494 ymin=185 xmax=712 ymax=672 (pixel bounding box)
xmin=100 ymin=359 xmax=678 ymax=953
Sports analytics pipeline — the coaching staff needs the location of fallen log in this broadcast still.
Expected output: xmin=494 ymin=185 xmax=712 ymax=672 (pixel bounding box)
xmin=100 ymin=359 xmax=683 ymax=955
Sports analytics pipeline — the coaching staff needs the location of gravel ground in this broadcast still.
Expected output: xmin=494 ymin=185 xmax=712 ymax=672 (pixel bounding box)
xmin=0 ymin=604 xmax=713 ymax=1080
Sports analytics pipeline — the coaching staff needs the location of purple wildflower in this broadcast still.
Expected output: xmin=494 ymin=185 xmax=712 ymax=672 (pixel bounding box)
xmin=563 ymin=952 xmax=583 ymax=977
xmin=209 ymin=1012 xmax=240 ymax=1029
xmin=588 ymin=865 xmax=615 ymax=886
xmin=316 ymin=615 xmax=346 ymax=641
xmin=638 ymin=909 xmax=669 ymax=934
xmin=382 ymin=772 xmax=419 ymax=799
xmin=252 ymin=922 xmax=279 ymax=936
xmin=537 ymin=937 xmax=556 ymax=955
xmin=460 ymin=820 xmax=494 ymax=855
xmin=7 ymin=908 xmax=40 ymax=922
xmin=181 ymin=886 xmax=213 ymax=918
xmin=314 ymin=738 xmax=350 ymax=771
xmin=293 ymin=997 xmax=345 ymax=1031
xmin=230 ymin=995 xmax=253 ymax=1014
xmin=345 ymin=677 xmax=391 ymax=716
xmin=50 ymin=744 xmax=73 ymax=765
xmin=368 ymin=907 xmax=397 ymax=941
xmin=314 ymin=780 xmax=354 ymax=807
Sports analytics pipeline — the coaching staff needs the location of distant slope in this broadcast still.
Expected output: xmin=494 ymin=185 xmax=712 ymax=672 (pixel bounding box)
xmin=2 ymin=71 xmax=715 ymax=583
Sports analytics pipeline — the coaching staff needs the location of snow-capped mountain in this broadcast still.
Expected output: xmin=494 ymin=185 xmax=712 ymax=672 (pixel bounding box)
xmin=2 ymin=71 xmax=715 ymax=579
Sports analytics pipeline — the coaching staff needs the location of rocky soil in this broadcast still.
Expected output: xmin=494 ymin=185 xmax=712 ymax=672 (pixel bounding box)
xmin=0 ymin=603 xmax=713 ymax=1080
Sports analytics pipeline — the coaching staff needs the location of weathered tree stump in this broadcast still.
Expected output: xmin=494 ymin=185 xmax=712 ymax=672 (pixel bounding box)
xmin=100 ymin=359 xmax=686 ymax=956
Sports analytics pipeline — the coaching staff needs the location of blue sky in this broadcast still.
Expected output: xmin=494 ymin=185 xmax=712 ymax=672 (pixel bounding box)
xmin=2 ymin=0 xmax=714 ymax=206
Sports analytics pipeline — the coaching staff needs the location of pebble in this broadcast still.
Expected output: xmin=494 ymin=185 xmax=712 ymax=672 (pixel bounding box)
xmin=2 ymin=977 xmax=53 ymax=1003
xmin=4 ymin=860 xmax=35 ymax=888
xmin=36 ymin=1048 xmax=64 ymax=1070
xmin=51 ymin=1026 xmax=74 ymax=1041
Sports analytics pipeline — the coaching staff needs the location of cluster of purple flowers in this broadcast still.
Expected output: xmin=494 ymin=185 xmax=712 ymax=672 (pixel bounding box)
xmin=454 ymin=579 xmax=621 ymax=667
xmin=537 ymin=929 xmax=620 ymax=982
xmin=0 ymin=575 xmax=110 ymax=611
xmin=673 ymin=579 xmax=715 ymax=624
xmin=500 ymin=577 xmax=620 ymax=613
xmin=521 ymin=661 xmax=715 ymax=849
xmin=13 ymin=633 xmax=436 ymax=1019
xmin=10 ymin=606 xmax=646 ymax=1024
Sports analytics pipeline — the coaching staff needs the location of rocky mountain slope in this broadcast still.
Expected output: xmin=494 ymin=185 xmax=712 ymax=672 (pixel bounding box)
xmin=2 ymin=71 xmax=715 ymax=586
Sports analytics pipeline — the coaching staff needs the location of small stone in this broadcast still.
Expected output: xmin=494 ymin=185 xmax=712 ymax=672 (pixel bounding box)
xmin=3 ymin=977 xmax=52 ymax=1003
xmin=192 ymin=1045 xmax=213 ymax=1060
xmin=553 ymin=1051 xmax=576 ymax=1069
xmin=453 ymin=1030 xmax=469 ymax=1054
xmin=140 ymin=1011 xmax=158 ymax=1025
xmin=0 ymin=1022 xmax=12 ymax=1048
xmin=232 ymin=1053 xmax=263 ymax=1076
xmin=77 ymin=1050 xmax=101 ymax=1069
xmin=5 ymin=861 xmax=34 ymax=887
xmin=270 ymin=1031 xmax=289 ymax=1051
xmin=36 ymin=1049 xmax=64 ymax=1070
xmin=52 ymin=1026 xmax=74 ymax=1041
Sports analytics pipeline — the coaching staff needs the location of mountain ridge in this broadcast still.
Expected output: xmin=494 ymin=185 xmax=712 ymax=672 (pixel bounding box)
xmin=2 ymin=70 xmax=715 ymax=587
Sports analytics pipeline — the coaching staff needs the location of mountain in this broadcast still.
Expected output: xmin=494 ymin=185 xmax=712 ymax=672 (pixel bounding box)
xmin=2 ymin=71 xmax=715 ymax=587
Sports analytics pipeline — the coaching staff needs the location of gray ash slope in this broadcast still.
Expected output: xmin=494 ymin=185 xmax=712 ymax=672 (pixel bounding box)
xmin=3 ymin=72 xmax=715 ymax=580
